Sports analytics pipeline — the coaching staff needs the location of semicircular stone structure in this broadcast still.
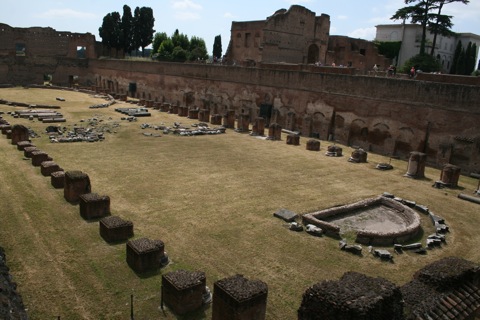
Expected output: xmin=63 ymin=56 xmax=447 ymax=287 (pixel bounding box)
xmin=302 ymin=195 xmax=422 ymax=246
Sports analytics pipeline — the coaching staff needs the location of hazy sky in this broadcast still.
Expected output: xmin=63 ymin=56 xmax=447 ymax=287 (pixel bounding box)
xmin=1 ymin=0 xmax=479 ymax=55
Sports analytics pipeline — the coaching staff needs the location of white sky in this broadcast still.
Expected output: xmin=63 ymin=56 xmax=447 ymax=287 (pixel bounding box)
xmin=1 ymin=0 xmax=479 ymax=55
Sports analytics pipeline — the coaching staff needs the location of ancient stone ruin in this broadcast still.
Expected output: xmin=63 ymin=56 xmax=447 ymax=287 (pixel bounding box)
xmin=31 ymin=150 xmax=50 ymax=166
xmin=439 ymin=163 xmax=461 ymax=187
xmin=405 ymin=151 xmax=427 ymax=178
xmin=306 ymin=139 xmax=320 ymax=151
xmin=162 ymin=269 xmax=207 ymax=315
xmin=99 ymin=215 xmax=133 ymax=243
xmin=210 ymin=114 xmax=222 ymax=125
xmin=50 ymin=170 xmax=65 ymax=189
xmin=0 ymin=247 xmax=28 ymax=320
xmin=298 ymin=271 xmax=404 ymax=320
xmin=348 ymin=148 xmax=367 ymax=163
xmin=23 ymin=146 xmax=39 ymax=158
xmin=223 ymin=110 xmax=235 ymax=129
xmin=286 ymin=133 xmax=300 ymax=145
xmin=16 ymin=140 xmax=33 ymax=151
xmin=79 ymin=193 xmax=110 ymax=220
xmin=40 ymin=160 xmax=62 ymax=177
xmin=10 ymin=124 xmax=29 ymax=145
xmin=251 ymin=117 xmax=265 ymax=136
xmin=63 ymin=170 xmax=91 ymax=203
xmin=268 ymin=123 xmax=282 ymax=141
xmin=126 ymin=237 xmax=167 ymax=273
xmin=400 ymin=256 xmax=480 ymax=320
xmin=302 ymin=195 xmax=422 ymax=245
xmin=325 ymin=145 xmax=342 ymax=157
xmin=212 ymin=274 xmax=268 ymax=320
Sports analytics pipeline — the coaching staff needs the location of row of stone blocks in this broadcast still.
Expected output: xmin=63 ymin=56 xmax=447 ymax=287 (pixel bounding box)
xmin=162 ymin=271 xmax=268 ymax=319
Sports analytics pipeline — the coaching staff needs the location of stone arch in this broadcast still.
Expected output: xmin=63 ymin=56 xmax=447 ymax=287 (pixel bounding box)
xmin=348 ymin=119 xmax=368 ymax=148
xmin=369 ymin=123 xmax=392 ymax=153
xmin=312 ymin=112 xmax=325 ymax=139
xmin=394 ymin=127 xmax=415 ymax=159
xmin=307 ymin=44 xmax=320 ymax=64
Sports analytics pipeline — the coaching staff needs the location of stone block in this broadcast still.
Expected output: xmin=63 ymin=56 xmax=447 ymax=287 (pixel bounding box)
xmin=64 ymin=171 xmax=91 ymax=203
xmin=126 ymin=238 xmax=165 ymax=273
xmin=51 ymin=171 xmax=65 ymax=189
xmin=79 ymin=193 xmax=110 ymax=220
xmin=31 ymin=151 xmax=50 ymax=166
xmin=286 ymin=134 xmax=300 ymax=145
xmin=306 ymin=139 xmax=320 ymax=151
xmin=162 ymin=270 xmax=206 ymax=315
xmin=212 ymin=274 xmax=268 ymax=320
xmin=99 ymin=215 xmax=133 ymax=242
xmin=40 ymin=161 xmax=61 ymax=176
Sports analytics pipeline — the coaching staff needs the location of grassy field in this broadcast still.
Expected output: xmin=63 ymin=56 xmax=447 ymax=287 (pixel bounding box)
xmin=1 ymin=87 xmax=479 ymax=320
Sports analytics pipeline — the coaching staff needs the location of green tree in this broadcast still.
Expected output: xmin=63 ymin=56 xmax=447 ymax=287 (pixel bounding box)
xmin=98 ymin=12 xmax=122 ymax=57
xmin=428 ymin=0 xmax=468 ymax=56
xmin=120 ymin=5 xmax=134 ymax=55
xmin=450 ymin=40 xmax=462 ymax=74
xmin=132 ymin=6 xmax=155 ymax=56
xmin=189 ymin=36 xmax=208 ymax=61
xmin=466 ymin=42 xmax=476 ymax=74
xmin=456 ymin=48 xmax=466 ymax=75
xmin=151 ymin=32 xmax=168 ymax=57
xmin=400 ymin=53 xmax=441 ymax=73
xmin=157 ymin=39 xmax=174 ymax=61
xmin=391 ymin=0 xmax=468 ymax=55
xmin=172 ymin=29 xmax=190 ymax=50
xmin=213 ymin=35 xmax=222 ymax=60
xmin=172 ymin=46 xmax=188 ymax=62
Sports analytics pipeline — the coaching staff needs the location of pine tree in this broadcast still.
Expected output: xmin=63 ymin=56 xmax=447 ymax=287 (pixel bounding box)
xmin=213 ymin=35 xmax=222 ymax=60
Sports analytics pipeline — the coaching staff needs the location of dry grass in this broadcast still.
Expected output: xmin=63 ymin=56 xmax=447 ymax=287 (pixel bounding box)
xmin=1 ymin=87 xmax=479 ymax=319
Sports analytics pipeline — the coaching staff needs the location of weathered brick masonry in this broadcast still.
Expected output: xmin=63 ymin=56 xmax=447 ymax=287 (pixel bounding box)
xmin=1 ymin=23 xmax=479 ymax=173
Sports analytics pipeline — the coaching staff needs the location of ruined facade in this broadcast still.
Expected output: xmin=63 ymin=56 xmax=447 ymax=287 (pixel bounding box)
xmin=0 ymin=17 xmax=479 ymax=173
xmin=224 ymin=5 xmax=390 ymax=70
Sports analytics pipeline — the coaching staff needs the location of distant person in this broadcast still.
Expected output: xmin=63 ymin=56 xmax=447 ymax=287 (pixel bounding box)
xmin=373 ymin=64 xmax=379 ymax=76
xmin=410 ymin=66 xmax=416 ymax=78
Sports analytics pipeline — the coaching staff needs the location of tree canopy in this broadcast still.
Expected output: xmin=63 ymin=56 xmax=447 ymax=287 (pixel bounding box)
xmin=213 ymin=35 xmax=222 ymax=60
xmin=99 ymin=5 xmax=155 ymax=57
xmin=152 ymin=30 xmax=208 ymax=62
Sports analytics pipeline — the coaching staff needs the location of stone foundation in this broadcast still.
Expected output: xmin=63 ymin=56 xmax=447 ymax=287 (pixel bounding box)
xmin=212 ymin=274 xmax=268 ymax=320
xmin=16 ymin=141 xmax=33 ymax=151
xmin=211 ymin=114 xmax=222 ymax=125
xmin=440 ymin=164 xmax=461 ymax=187
xmin=198 ymin=109 xmax=210 ymax=122
xmin=40 ymin=161 xmax=61 ymax=176
xmin=162 ymin=270 xmax=207 ymax=315
xmin=64 ymin=171 xmax=91 ymax=203
xmin=237 ymin=114 xmax=250 ymax=132
xmin=325 ymin=145 xmax=342 ymax=157
xmin=251 ymin=117 xmax=265 ymax=136
xmin=126 ymin=237 xmax=165 ymax=273
xmin=79 ymin=193 xmax=110 ymax=220
xmin=349 ymin=148 xmax=368 ymax=163
xmin=298 ymin=272 xmax=403 ymax=320
xmin=51 ymin=171 xmax=65 ymax=189
xmin=405 ymin=152 xmax=427 ymax=178
xmin=188 ymin=108 xmax=199 ymax=119
xmin=286 ymin=134 xmax=300 ymax=145
xmin=10 ymin=124 xmax=29 ymax=145
xmin=268 ymin=123 xmax=282 ymax=141
xmin=178 ymin=106 xmax=188 ymax=117
xmin=306 ymin=139 xmax=320 ymax=151
xmin=99 ymin=215 xmax=133 ymax=242
xmin=31 ymin=151 xmax=50 ymax=166
xmin=223 ymin=110 xmax=235 ymax=128
xmin=23 ymin=146 xmax=39 ymax=158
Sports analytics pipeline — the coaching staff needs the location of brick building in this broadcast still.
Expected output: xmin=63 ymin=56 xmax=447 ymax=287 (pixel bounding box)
xmin=224 ymin=5 xmax=390 ymax=71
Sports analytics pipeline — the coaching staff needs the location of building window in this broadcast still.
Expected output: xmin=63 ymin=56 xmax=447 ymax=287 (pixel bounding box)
xmin=245 ymin=32 xmax=251 ymax=47
xmin=359 ymin=49 xmax=366 ymax=56
xmin=77 ymin=46 xmax=86 ymax=58
xmin=15 ymin=43 xmax=26 ymax=56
